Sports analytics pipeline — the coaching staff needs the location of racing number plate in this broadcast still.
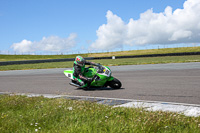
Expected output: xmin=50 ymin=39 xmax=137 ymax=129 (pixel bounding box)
xmin=103 ymin=68 xmax=111 ymax=77
xmin=105 ymin=70 xmax=110 ymax=75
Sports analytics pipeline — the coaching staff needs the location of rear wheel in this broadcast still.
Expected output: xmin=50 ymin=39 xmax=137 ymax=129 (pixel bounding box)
xmin=108 ymin=78 xmax=122 ymax=89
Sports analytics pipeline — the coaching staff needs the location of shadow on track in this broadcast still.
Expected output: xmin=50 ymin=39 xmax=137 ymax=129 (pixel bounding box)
xmin=77 ymin=87 xmax=125 ymax=91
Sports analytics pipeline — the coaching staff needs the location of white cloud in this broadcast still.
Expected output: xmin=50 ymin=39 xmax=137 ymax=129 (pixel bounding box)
xmin=90 ymin=0 xmax=200 ymax=50
xmin=11 ymin=33 xmax=77 ymax=53
xmin=11 ymin=40 xmax=33 ymax=53
xmin=90 ymin=10 xmax=126 ymax=50
xmin=169 ymin=30 xmax=192 ymax=41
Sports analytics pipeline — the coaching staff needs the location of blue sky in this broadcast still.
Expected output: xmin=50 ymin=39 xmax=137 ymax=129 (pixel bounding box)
xmin=0 ymin=0 xmax=199 ymax=54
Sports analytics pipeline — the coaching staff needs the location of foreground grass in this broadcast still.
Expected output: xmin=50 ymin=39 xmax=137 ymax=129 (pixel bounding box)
xmin=0 ymin=95 xmax=199 ymax=133
xmin=0 ymin=47 xmax=200 ymax=61
xmin=0 ymin=55 xmax=200 ymax=71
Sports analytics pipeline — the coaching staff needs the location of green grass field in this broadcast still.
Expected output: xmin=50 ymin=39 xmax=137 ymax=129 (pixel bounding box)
xmin=0 ymin=95 xmax=199 ymax=133
xmin=0 ymin=46 xmax=200 ymax=61
xmin=88 ymin=46 xmax=200 ymax=57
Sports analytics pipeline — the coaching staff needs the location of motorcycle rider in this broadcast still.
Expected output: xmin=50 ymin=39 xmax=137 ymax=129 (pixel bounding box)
xmin=73 ymin=55 xmax=101 ymax=87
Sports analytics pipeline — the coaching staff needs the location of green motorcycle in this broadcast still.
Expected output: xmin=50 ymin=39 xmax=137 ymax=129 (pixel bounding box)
xmin=64 ymin=65 xmax=122 ymax=89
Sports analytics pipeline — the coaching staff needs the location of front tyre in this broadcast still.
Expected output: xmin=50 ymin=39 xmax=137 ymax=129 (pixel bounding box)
xmin=108 ymin=78 xmax=122 ymax=89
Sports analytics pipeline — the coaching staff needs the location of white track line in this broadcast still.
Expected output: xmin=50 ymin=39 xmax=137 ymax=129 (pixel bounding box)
xmin=114 ymin=101 xmax=200 ymax=117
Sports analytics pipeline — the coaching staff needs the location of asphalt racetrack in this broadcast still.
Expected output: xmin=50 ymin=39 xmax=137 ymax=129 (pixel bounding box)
xmin=0 ymin=62 xmax=200 ymax=105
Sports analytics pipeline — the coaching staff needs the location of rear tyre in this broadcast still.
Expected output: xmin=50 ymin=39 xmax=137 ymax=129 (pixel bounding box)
xmin=108 ymin=78 xmax=122 ymax=89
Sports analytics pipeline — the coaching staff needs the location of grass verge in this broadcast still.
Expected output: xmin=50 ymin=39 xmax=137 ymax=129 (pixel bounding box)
xmin=0 ymin=55 xmax=200 ymax=71
xmin=0 ymin=54 xmax=88 ymax=62
xmin=88 ymin=46 xmax=200 ymax=57
xmin=0 ymin=95 xmax=199 ymax=133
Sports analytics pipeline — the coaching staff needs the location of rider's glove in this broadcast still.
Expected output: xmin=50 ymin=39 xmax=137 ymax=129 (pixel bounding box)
xmin=97 ymin=63 xmax=103 ymax=68
xmin=94 ymin=63 xmax=101 ymax=67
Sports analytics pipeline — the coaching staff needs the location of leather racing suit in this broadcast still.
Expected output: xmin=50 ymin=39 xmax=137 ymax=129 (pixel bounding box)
xmin=73 ymin=60 xmax=100 ymax=87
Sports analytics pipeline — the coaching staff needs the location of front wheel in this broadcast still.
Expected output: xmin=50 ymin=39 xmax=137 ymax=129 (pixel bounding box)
xmin=107 ymin=78 xmax=122 ymax=89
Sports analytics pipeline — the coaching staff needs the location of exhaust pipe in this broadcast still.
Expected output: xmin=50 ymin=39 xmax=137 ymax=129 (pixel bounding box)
xmin=69 ymin=82 xmax=81 ymax=87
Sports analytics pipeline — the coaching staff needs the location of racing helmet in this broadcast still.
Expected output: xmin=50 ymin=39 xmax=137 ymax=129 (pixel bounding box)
xmin=75 ymin=56 xmax=85 ymax=66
